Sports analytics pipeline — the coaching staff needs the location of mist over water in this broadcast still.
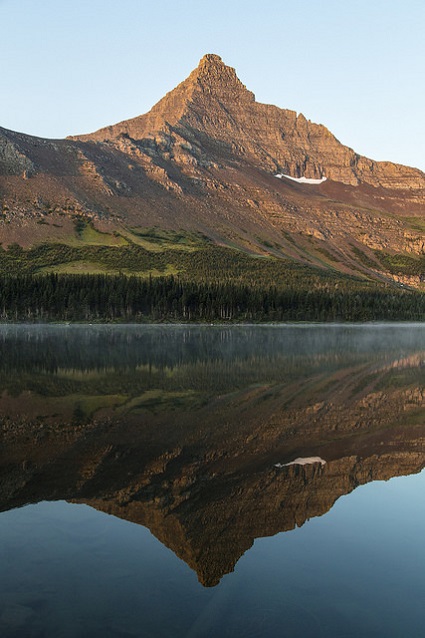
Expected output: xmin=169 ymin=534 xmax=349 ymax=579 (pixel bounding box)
xmin=1 ymin=322 xmax=425 ymax=370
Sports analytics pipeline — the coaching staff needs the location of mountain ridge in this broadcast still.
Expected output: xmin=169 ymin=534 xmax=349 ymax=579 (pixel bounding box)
xmin=72 ymin=53 xmax=424 ymax=190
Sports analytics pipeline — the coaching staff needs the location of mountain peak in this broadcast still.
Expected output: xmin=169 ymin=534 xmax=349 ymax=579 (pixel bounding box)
xmin=72 ymin=54 xmax=256 ymax=143
xmin=199 ymin=53 xmax=224 ymax=66
xmin=189 ymin=54 xmax=255 ymax=103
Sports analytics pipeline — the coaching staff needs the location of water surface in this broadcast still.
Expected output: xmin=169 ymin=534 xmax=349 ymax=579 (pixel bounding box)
xmin=1 ymin=324 xmax=425 ymax=636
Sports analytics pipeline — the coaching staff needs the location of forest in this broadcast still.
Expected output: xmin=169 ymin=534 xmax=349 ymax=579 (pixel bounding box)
xmin=0 ymin=273 xmax=424 ymax=322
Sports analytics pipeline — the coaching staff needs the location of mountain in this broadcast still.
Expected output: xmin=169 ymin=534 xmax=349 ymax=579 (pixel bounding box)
xmin=0 ymin=54 xmax=424 ymax=287
xmin=74 ymin=54 xmax=424 ymax=191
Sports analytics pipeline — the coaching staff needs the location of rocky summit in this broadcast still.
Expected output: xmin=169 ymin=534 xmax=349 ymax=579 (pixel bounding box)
xmin=0 ymin=54 xmax=424 ymax=286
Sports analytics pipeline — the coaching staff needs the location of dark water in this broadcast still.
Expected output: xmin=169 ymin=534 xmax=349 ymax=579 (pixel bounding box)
xmin=1 ymin=324 xmax=425 ymax=637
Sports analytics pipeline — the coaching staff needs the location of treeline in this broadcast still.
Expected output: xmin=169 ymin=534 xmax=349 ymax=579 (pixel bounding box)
xmin=0 ymin=274 xmax=424 ymax=322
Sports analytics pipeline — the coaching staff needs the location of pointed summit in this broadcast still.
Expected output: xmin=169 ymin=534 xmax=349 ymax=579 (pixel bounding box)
xmin=198 ymin=53 xmax=225 ymax=69
xmin=75 ymin=54 xmax=255 ymax=143
xmin=199 ymin=53 xmax=224 ymax=65
xmin=189 ymin=53 xmax=255 ymax=103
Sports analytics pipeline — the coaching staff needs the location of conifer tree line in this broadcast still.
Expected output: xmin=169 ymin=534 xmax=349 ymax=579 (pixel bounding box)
xmin=0 ymin=273 xmax=424 ymax=322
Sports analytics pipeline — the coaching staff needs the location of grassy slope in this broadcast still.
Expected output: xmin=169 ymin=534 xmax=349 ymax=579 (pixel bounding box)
xmin=1 ymin=222 xmax=423 ymax=293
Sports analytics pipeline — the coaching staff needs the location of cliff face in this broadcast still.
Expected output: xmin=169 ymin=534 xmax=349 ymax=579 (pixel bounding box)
xmin=0 ymin=55 xmax=424 ymax=282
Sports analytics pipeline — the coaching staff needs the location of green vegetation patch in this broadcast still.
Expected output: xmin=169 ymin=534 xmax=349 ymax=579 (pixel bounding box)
xmin=71 ymin=394 xmax=128 ymax=418
xmin=70 ymin=220 xmax=128 ymax=246
xmin=1 ymin=241 xmax=370 ymax=290
xmin=118 ymin=389 xmax=204 ymax=414
xmin=40 ymin=260 xmax=179 ymax=277
xmin=314 ymin=245 xmax=340 ymax=263
xmin=124 ymin=227 xmax=211 ymax=252
xmin=350 ymin=245 xmax=382 ymax=270
xmin=374 ymin=251 xmax=425 ymax=276
xmin=405 ymin=217 xmax=425 ymax=233
xmin=41 ymin=261 xmax=119 ymax=275
xmin=4 ymin=237 xmax=425 ymax=296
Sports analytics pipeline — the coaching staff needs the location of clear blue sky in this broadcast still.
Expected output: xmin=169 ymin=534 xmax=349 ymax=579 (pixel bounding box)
xmin=1 ymin=0 xmax=424 ymax=171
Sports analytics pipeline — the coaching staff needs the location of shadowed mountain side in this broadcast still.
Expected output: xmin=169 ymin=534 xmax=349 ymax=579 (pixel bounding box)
xmin=1 ymin=351 xmax=425 ymax=586
xmin=0 ymin=55 xmax=424 ymax=285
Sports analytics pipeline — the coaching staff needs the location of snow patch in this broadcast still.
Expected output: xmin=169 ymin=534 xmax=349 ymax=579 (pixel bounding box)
xmin=274 ymin=456 xmax=326 ymax=468
xmin=275 ymin=173 xmax=327 ymax=185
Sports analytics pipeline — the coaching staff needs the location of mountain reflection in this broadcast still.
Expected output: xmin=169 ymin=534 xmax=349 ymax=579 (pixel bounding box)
xmin=1 ymin=324 xmax=425 ymax=586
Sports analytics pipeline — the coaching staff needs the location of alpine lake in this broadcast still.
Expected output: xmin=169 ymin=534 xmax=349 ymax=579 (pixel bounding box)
xmin=1 ymin=323 xmax=425 ymax=638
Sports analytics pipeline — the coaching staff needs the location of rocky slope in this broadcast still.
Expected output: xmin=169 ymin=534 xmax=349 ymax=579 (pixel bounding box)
xmin=0 ymin=54 xmax=424 ymax=284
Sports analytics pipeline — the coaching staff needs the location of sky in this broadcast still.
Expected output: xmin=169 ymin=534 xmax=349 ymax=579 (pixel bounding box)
xmin=0 ymin=0 xmax=424 ymax=171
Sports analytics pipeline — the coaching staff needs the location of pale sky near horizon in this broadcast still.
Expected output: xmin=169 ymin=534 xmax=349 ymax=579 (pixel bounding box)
xmin=1 ymin=0 xmax=424 ymax=171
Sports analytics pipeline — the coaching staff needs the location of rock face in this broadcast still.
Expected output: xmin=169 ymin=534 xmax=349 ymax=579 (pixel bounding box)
xmin=0 ymin=129 xmax=36 ymax=177
xmin=0 ymin=54 xmax=424 ymax=279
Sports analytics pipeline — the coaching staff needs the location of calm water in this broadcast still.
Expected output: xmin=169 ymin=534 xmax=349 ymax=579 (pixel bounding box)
xmin=1 ymin=324 xmax=425 ymax=637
